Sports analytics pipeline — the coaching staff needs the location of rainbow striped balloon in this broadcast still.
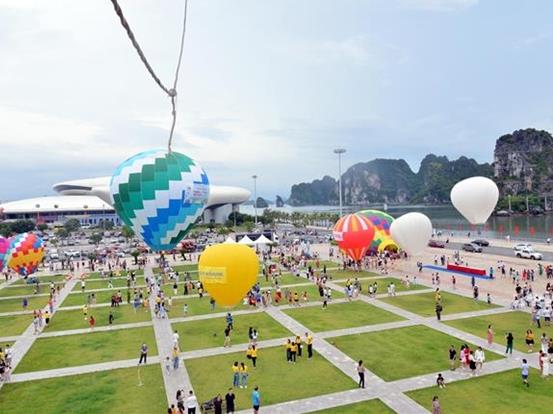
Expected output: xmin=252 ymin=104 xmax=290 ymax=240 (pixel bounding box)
xmin=0 ymin=237 xmax=11 ymax=272
xmin=357 ymin=209 xmax=397 ymax=253
xmin=8 ymin=232 xmax=45 ymax=276
xmin=333 ymin=213 xmax=375 ymax=261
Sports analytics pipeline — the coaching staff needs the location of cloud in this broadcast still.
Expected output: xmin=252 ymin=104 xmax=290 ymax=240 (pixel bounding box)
xmin=514 ymin=30 xmax=553 ymax=49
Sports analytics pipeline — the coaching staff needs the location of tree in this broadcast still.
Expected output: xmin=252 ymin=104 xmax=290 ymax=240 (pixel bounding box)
xmin=37 ymin=223 xmax=49 ymax=233
xmin=98 ymin=219 xmax=114 ymax=231
xmin=131 ymin=250 xmax=140 ymax=265
xmin=89 ymin=233 xmax=103 ymax=246
xmin=10 ymin=220 xmax=35 ymax=234
xmin=0 ymin=223 xmax=13 ymax=237
xmin=55 ymin=228 xmax=69 ymax=240
xmin=64 ymin=218 xmax=81 ymax=234
xmin=121 ymin=225 xmax=135 ymax=241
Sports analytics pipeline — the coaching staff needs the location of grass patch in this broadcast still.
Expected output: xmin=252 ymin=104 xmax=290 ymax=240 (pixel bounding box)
xmin=445 ymin=311 xmax=553 ymax=353
xmin=378 ymin=291 xmax=499 ymax=317
xmin=172 ymin=312 xmax=291 ymax=351
xmin=0 ymin=314 xmax=32 ymax=336
xmin=0 ymin=296 xmax=49 ymax=313
xmin=46 ymin=305 xmax=151 ymax=331
xmin=15 ymin=326 xmax=157 ymax=373
xmin=312 ymin=399 xmax=395 ymax=413
xmin=0 ymin=365 xmax=166 ymax=414
xmin=11 ymin=274 xmax=66 ymax=286
xmin=0 ymin=283 xmax=65 ymax=298
xmin=327 ymin=270 xmax=381 ymax=280
xmin=185 ymin=346 xmax=356 ymax=410
xmin=329 ymin=325 xmax=502 ymax=381
xmin=61 ymin=289 xmax=134 ymax=307
xmin=72 ymin=277 xmax=145 ymax=291
xmin=407 ymin=368 xmax=548 ymax=414
xmin=282 ymin=301 xmax=403 ymax=332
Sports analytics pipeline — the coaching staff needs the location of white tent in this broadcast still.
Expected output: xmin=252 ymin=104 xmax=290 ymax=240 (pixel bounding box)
xmin=254 ymin=234 xmax=273 ymax=245
xmin=223 ymin=236 xmax=236 ymax=244
xmin=238 ymin=235 xmax=254 ymax=245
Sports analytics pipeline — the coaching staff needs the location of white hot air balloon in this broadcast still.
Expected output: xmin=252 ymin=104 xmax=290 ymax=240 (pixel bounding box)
xmin=390 ymin=212 xmax=432 ymax=255
xmin=450 ymin=176 xmax=499 ymax=225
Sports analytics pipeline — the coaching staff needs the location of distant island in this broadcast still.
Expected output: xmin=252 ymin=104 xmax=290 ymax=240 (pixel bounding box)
xmin=288 ymin=128 xmax=553 ymax=209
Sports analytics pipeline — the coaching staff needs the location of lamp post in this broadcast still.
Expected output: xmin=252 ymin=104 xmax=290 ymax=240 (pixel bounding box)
xmin=252 ymin=175 xmax=258 ymax=225
xmin=333 ymin=148 xmax=346 ymax=217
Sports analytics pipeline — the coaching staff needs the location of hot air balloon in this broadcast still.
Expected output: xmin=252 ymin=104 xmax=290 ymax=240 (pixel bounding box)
xmin=199 ymin=243 xmax=259 ymax=307
xmin=390 ymin=212 xmax=433 ymax=255
xmin=357 ymin=209 xmax=397 ymax=253
xmin=0 ymin=237 xmax=11 ymax=272
xmin=450 ymin=177 xmax=499 ymax=225
xmin=110 ymin=149 xmax=210 ymax=252
xmin=333 ymin=214 xmax=375 ymax=261
xmin=8 ymin=232 xmax=45 ymax=276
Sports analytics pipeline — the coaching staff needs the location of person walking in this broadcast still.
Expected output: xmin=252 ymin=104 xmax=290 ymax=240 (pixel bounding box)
xmin=213 ymin=394 xmax=223 ymax=414
xmin=226 ymin=313 xmax=234 ymax=330
xmin=171 ymin=345 xmax=180 ymax=370
xmin=448 ymin=345 xmax=457 ymax=370
xmin=186 ymin=390 xmax=198 ymax=414
xmin=525 ymin=329 xmax=535 ymax=353
xmin=250 ymin=345 xmax=257 ymax=368
xmin=224 ymin=326 xmax=232 ymax=348
xmin=505 ymin=332 xmax=514 ymax=356
xmin=521 ymin=359 xmax=530 ymax=387
xmin=240 ymin=362 xmax=249 ymax=389
xmin=475 ymin=346 xmax=485 ymax=372
xmin=88 ymin=315 xmax=95 ymax=331
xmin=232 ymin=362 xmax=240 ymax=388
xmin=357 ymin=360 xmax=365 ymax=388
xmin=290 ymin=341 xmax=298 ymax=363
xmin=432 ymin=396 xmax=442 ymax=414
xmin=305 ymin=332 xmax=313 ymax=358
xmin=251 ymin=386 xmax=261 ymax=414
xmin=225 ymin=388 xmax=235 ymax=414
xmin=486 ymin=325 xmax=494 ymax=347
xmin=108 ymin=311 xmax=114 ymax=326
xmin=541 ymin=351 xmax=550 ymax=377
xmin=435 ymin=302 xmax=443 ymax=321
xmin=138 ymin=343 xmax=148 ymax=365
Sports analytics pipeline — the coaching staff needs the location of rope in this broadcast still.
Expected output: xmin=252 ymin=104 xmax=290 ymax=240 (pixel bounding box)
xmin=109 ymin=0 xmax=189 ymax=153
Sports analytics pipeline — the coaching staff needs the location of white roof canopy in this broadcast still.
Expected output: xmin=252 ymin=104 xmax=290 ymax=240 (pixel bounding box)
xmin=254 ymin=234 xmax=273 ymax=244
xmin=223 ymin=236 xmax=236 ymax=244
xmin=238 ymin=235 xmax=254 ymax=245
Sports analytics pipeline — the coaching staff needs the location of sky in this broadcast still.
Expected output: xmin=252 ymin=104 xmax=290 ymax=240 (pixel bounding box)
xmin=1 ymin=0 xmax=553 ymax=202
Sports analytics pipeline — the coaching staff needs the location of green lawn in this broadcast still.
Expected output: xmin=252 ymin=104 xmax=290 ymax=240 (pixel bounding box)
xmin=0 ymin=314 xmax=32 ymax=336
xmin=11 ymin=274 xmax=67 ymax=286
xmin=0 ymin=365 xmax=166 ymax=414
xmin=327 ymin=270 xmax=380 ymax=280
xmin=185 ymin=346 xmax=356 ymax=410
xmin=154 ymin=263 xmax=198 ymax=274
xmin=273 ymin=284 xmax=345 ymax=305
xmin=85 ymin=269 xmax=144 ymax=278
xmin=15 ymin=326 xmax=157 ymax=373
xmin=172 ymin=312 xmax=291 ymax=351
xmin=445 ymin=311 xmax=553 ymax=353
xmin=258 ymin=273 xmax=311 ymax=288
xmin=72 ymin=277 xmax=145 ymax=291
xmin=170 ymin=296 xmax=252 ymax=317
xmin=0 ymin=296 xmax=49 ymax=313
xmin=0 ymin=283 xmax=65 ymax=298
xmin=407 ymin=368 xmax=549 ymax=414
xmin=306 ymin=260 xmax=340 ymax=269
xmin=61 ymin=289 xmax=133 ymax=307
xmin=378 ymin=291 xmax=499 ymax=317
xmin=335 ymin=277 xmax=427 ymax=294
xmin=46 ymin=305 xmax=151 ymax=331
xmin=0 ymin=341 xmax=15 ymax=351
xmin=313 ymin=399 xmax=395 ymax=413
xmin=282 ymin=301 xmax=404 ymax=332
xmin=329 ymin=325 xmax=502 ymax=381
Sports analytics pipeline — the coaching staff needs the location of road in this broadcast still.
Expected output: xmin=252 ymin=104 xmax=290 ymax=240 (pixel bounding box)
xmin=436 ymin=242 xmax=553 ymax=262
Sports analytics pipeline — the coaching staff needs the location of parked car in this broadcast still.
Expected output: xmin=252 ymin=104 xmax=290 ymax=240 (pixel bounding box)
xmin=516 ymin=248 xmax=542 ymax=260
xmin=471 ymin=239 xmax=489 ymax=247
xmin=428 ymin=240 xmax=445 ymax=248
xmin=514 ymin=243 xmax=532 ymax=251
xmin=65 ymin=249 xmax=81 ymax=258
xmin=462 ymin=243 xmax=482 ymax=253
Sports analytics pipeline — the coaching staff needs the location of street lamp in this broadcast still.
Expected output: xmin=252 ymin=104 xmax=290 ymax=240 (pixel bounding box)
xmin=333 ymin=148 xmax=346 ymax=217
xmin=252 ymin=175 xmax=258 ymax=225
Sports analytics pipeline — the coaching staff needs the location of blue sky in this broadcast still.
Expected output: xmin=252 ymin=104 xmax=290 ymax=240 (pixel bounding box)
xmin=1 ymin=0 xmax=553 ymax=201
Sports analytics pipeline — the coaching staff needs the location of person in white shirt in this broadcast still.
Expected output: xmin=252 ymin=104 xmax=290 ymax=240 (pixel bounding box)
xmin=173 ymin=330 xmax=180 ymax=347
xmin=474 ymin=346 xmax=485 ymax=371
xmin=186 ymin=390 xmax=198 ymax=414
xmin=390 ymin=282 xmax=396 ymax=296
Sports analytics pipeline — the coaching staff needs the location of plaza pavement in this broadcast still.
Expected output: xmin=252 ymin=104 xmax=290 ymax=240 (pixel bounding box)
xmin=0 ymin=257 xmax=545 ymax=413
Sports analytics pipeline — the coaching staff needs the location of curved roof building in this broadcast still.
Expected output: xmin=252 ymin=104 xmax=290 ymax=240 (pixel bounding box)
xmin=0 ymin=177 xmax=250 ymax=225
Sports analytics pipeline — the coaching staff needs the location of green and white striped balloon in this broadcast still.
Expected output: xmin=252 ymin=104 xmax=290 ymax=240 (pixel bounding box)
xmin=110 ymin=149 xmax=210 ymax=251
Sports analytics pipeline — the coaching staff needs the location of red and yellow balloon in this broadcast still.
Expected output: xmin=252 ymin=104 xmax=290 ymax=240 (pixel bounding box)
xmin=198 ymin=243 xmax=259 ymax=307
xmin=333 ymin=213 xmax=375 ymax=261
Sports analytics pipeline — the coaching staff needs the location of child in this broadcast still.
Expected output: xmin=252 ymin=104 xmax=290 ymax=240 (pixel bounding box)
xmin=521 ymin=359 xmax=530 ymax=387
xmin=436 ymin=373 xmax=446 ymax=388
xmin=165 ymin=356 xmax=171 ymax=374
xmin=183 ymin=303 xmax=188 ymax=316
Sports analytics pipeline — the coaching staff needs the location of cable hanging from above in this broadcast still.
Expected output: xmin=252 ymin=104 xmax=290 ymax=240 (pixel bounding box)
xmin=109 ymin=0 xmax=189 ymax=153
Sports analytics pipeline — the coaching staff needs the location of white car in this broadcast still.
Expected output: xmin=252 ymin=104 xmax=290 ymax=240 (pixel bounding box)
xmin=66 ymin=249 xmax=81 ymax=258
xmin=516 ymin=248 xmax=542 ymax=260
xmin=513 ymin=243 xmax=532 ymax=251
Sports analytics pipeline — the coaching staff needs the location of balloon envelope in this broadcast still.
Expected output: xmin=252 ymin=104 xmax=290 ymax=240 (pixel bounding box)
xmin=390 ymin=212 xmax=432 ymax=255
xmin=333 ymin=214 xmax=375 ymax=261
xmin=110 ymin=149 xmax=210 ymax=252
xmin=357 ymin=210 xmax=397 ymax=253
xmin=450 ymin=176 xmax=499 ymax=225
xmin=198 ymin=243 xmax=259 ymax=307
xmin=0 ymin=237 xmax=11 ymax=272
xmin=8 ymin=232 xmax=45 ymax=276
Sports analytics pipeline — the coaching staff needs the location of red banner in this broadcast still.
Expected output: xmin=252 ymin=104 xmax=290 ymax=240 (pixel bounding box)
xmin=514 ymin=225 xmax=520 ymax=236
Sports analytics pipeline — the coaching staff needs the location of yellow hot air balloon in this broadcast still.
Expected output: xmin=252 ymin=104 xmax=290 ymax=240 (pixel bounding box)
xmin=199 ymin=243 xmax=259 ymax=307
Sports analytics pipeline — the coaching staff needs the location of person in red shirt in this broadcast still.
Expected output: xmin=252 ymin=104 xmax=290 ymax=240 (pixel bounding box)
xmin=89 ymin=315 xmax=95 ymax=331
